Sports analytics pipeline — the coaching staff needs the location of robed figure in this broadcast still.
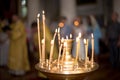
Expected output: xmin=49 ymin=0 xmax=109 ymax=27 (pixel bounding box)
xmin=8 ymin=15 xmax=30 ymax=75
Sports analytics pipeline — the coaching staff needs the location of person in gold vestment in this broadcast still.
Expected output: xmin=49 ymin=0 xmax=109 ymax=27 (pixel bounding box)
xmin=8 ymin=15 xmax=30 ymax=76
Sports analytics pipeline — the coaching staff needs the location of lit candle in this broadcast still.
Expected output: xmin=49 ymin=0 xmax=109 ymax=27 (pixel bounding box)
xmin=42 ymin=10 xmax=46 ymax=60
xmin=41 ymin=39 xmax=45 ymax=61
xmin=78 ymin=33 xmax=81 ymax=38
xmin=86 ymin=39 xmax=89 ymax=58
xmin=84 ymin=39 xmax=88 ymax=66
xmin=66 ymin=36 xmax=68 ymax=39
xmin=49 ymin=40 xmax=54 ymax=62
xmin=53 ymin=29 xmax=57 ymax=40
xmin=58 ymin=38 xmax=64 ymax=63
xmin=57 ymin=28 xmax=61 ymax=45
xmin=58 ymin=27 xmax=60 ymax=33
xmin=75 ymin=37 xmax=79 ymax=61
xmin=91 ymin=33 xmax=94 ymax=64
xmin=70 ymin=34 xmax=72 ymax=39
xmin=78 ymin=33 xmax=81 ymax=60
xmin=37 ymin=14 xmax=42 ymax=62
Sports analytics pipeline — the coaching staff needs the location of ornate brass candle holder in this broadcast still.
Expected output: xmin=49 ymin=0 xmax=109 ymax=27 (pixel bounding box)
xmin=35 ymin=35 xmax=98 ymax=80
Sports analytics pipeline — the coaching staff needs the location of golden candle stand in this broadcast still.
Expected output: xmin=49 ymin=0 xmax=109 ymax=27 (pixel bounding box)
xmin=35 ymin=38 xmax=99 ymax=80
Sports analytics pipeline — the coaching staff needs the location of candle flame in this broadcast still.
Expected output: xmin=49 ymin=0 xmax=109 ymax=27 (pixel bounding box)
xmin=70 ymin=34 xmax=72 ymax=39
xmin=37 ymin=13 xmax=40 ymax=18
xmin=42 ymin=10 xmax=45 ymax=21
xmin=78 ymin=33 xmax=81 ymax=38
xmin=42 ymin=10 xmax=45 ymax=14
xmin=55 ymin=29 xmax=57 ymax=33
xmin=66 ymin=36 xmax=68 ymax=39
xmin=91 ymin=33 xmax=94 ymax=38
xmin=84 ymin=39 xmax=86 ymax=44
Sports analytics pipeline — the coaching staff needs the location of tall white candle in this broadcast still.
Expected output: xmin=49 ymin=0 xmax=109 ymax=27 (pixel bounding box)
xmin=57 ymin=28 xmax=61 ymax=45
xmin=49 ymin=40 xmax=54 ymax=62
xmin=86 ymin=39 xmax=89 ymax=58
xmin=91 ymin=33 xmax=94 ymax=64
xmin=53 ymin=29 xmax=57 ymax=40
xmin=42 ymin=11 xmax=46 ymax=60
xmin=49 ymin=29 xmax=57 ymax=62
xmin=84 ymin=39 xmax=88 ymax=65
xmin=75 ymin=37 xmax=79 ymax=61
xmin=78 ymin=33 xmax=81 ymax=60
xmin=37 ymin=14 xmax=42 ymax=62
xmin=58 ymin=38 xmax=64 ymax=63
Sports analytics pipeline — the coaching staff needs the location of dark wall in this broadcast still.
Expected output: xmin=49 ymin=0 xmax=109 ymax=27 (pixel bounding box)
xmin=0 ymin=0 xmax=18 ymax=18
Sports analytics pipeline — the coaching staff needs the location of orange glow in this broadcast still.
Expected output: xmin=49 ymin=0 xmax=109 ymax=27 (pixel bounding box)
xmin=58 ymin=22 xmax=64 ymax=28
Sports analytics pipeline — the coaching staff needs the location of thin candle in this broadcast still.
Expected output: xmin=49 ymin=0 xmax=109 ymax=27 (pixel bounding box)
xmin=84 ymin=39 xmax=87 ymax=66
xmin=58 ymin=38 xmax=64 ymax=63
xmin=91 ymin=33 xmax=94 ymax=64
xmin=58 ymin=44 xmax=62 ymax=63
xmin=53 ymin=29 xmax=57 ymax=40
xmin=57 ymin=28 xmax=61 ymax=45
xmin=75 ymin=37 xmax=80 ymax=61
xmin=37 ymin=14 xmax=42 ymax=62
xmin=42 ymin=10 xmax=45 ymax=39
xmin=42 ymin=10 xmax=46 ymax=60
xmin=49 ymin=40 xmax=54 ymax=62
xmin=86 ymin=39 xmax=89 ymax=58
xmin=78 ymin=32 xmax=81 ymax=60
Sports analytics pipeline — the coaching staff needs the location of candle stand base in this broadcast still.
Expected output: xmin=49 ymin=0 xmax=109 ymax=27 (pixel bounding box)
xmin=35 ymin=61 xmax=98 ymax=80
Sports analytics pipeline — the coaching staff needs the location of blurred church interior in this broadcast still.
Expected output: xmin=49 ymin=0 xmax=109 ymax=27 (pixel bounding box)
xmin=0 ymin=0 xmax=120 ymax=80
